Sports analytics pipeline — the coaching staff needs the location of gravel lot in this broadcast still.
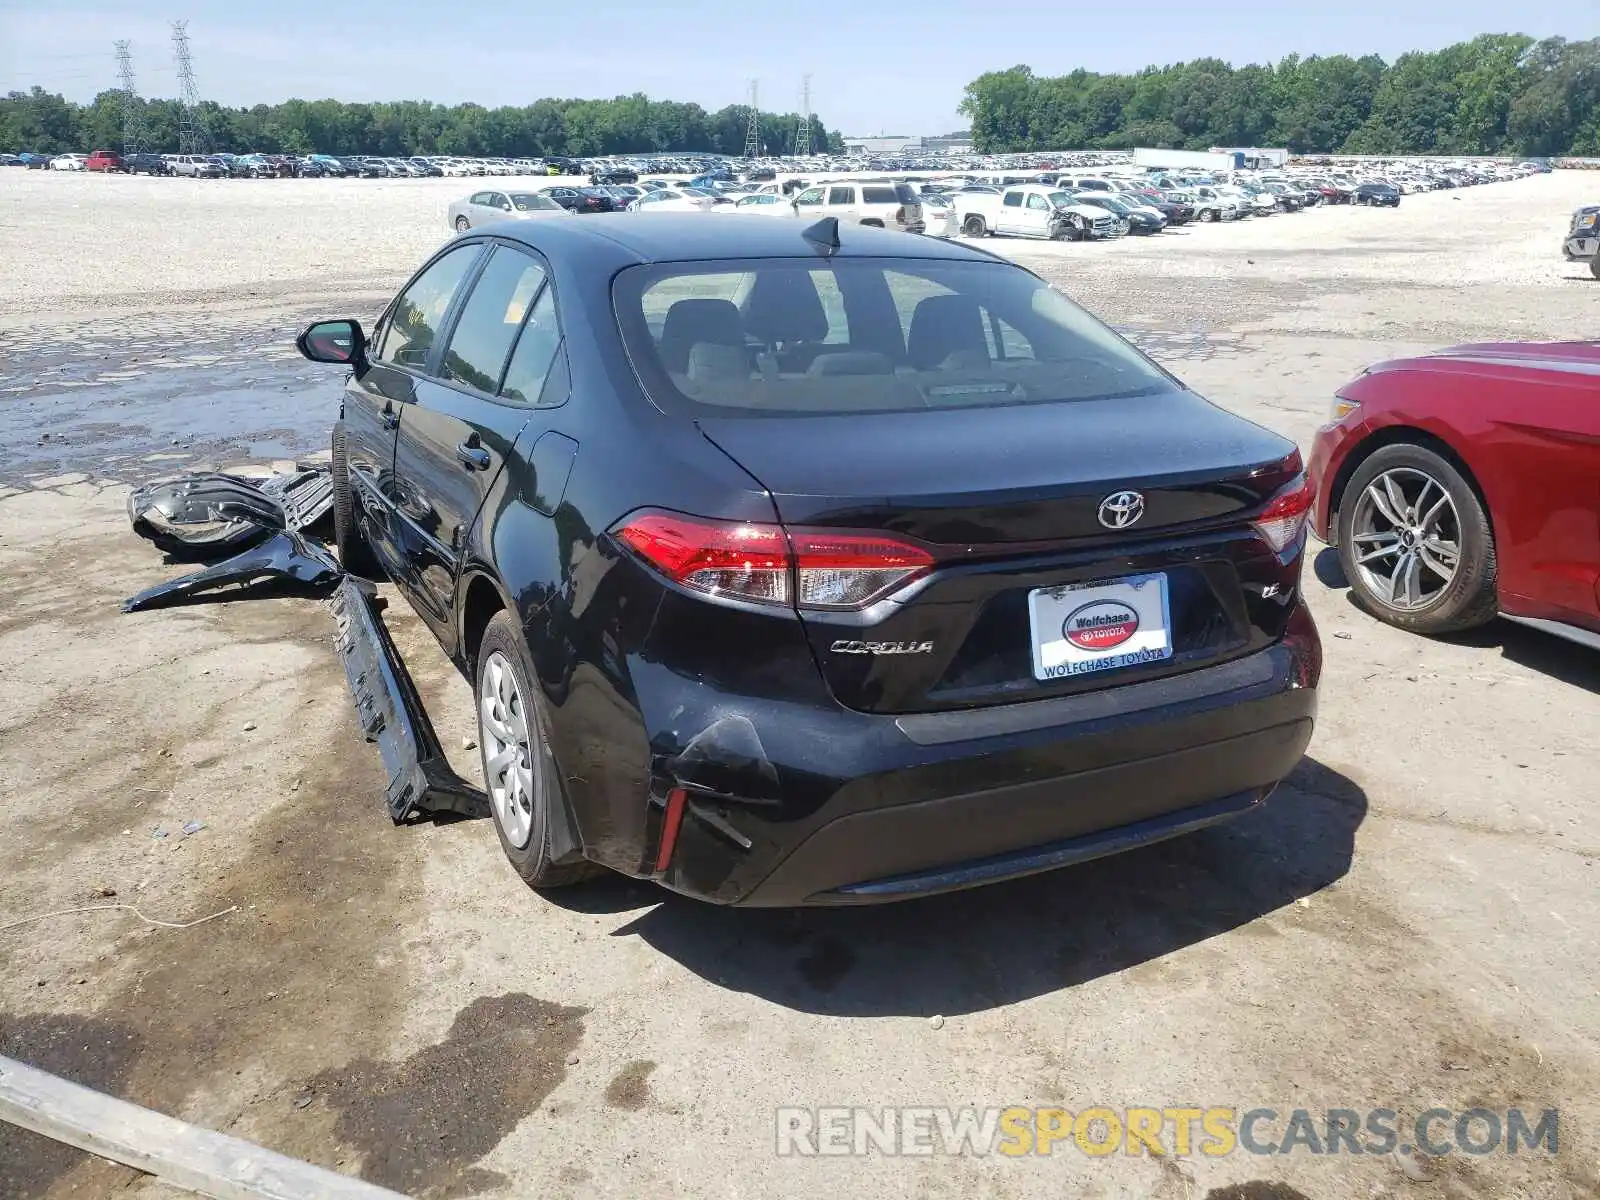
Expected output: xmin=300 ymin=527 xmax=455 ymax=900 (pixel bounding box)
xmin=1 ymin=168 xmax=1597 ymax=1200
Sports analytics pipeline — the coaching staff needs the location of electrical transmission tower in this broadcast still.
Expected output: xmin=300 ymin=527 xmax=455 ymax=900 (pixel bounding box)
xmin=114 ymin=40 xmax=148 ymax=156
xmin=792 ymin=75 xmax=813 ymax=158
xmin=171 ymin=21 xmax=210 ymax=154
xmin=743 ymin=80 xmax=761 ymax=159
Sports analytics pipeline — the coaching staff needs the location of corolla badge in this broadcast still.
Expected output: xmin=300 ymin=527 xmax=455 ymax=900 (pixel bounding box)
xmin=1097 ymin=490 xmax=1146 ymax=530
xmin=830 ymin=640 xmax=934 ymax=656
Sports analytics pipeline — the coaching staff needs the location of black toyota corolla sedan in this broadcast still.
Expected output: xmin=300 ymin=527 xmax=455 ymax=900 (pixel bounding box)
xmin=297 ymin=214 xmax=1320 ymax=906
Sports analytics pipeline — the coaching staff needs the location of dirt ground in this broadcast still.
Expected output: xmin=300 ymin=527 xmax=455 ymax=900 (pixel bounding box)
xmin=1 ymin=168 xmax=1597 ymax=1200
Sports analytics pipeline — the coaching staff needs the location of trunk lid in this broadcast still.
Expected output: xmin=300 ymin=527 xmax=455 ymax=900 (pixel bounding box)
xmin=698 ymin=391 xmax=1304 ymax=714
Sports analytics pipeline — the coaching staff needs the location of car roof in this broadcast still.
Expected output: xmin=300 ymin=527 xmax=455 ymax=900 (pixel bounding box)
xmin=480 ymin=213 xmax=999 ymax=264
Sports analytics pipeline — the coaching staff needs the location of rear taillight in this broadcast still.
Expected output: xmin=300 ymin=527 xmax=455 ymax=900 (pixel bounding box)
xmin=616 ymin=512 xmax=791 ymax=604
xmin=1251 ymin=473 xmax=1314 ymax=552
xmin=790 ymin=529 xmax=934 ymax=608
xmin=614 ymin=511 xmax=934 ymax=611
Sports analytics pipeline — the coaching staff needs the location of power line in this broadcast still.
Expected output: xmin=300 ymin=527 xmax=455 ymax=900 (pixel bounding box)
xmin=793 ymin=74 xmax=813 ymax=158
xmin=171 ymin=20 xmax=210 ymax=154
xmin=114 ymin=40 xmax=148 ymax=156
xmin=743 ymin=79 xmax=760 ymax=159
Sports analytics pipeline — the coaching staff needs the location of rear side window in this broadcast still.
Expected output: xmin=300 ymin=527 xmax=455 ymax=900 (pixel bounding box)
xmin=613 ymin=258 xmax=1178 ymax=417
xmin=439 ymin=247 xmax=547 ymax=393
xmin=376 ymin=244 xmax=481 ymax=369
xmin=827 ymin=186 xmax=854 ymax=205
xmin=499 ymin=288 xmax=563 ymax=406
xmin=1003 ymin=192 xmax=1023 ymax=207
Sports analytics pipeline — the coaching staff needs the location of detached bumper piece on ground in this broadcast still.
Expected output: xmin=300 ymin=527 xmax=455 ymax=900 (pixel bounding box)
xmin=331 ymin=577 xmax=488 ymax=823
xmin=128 ymin=466 xmax=334 ymax=559
xmin=121 ymin=465 xmax=486 ymax=824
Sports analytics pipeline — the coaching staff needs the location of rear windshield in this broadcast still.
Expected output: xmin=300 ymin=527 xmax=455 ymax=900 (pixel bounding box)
xmin=613 ymin=258 xmax=1179 ymax=417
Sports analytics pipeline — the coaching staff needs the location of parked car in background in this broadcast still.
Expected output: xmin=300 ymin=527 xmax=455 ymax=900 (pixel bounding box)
xmin=123 ymin=152 xmax=170 ymax=175
xmin=731 ymin=193 xmax=792 ymax=217
xmin=1309 ymin=342 xmax=1600 ymax=647
xmin=1354 ymin=182 xmax=1401 ymax=207
xmin=449 ymin=190 xmax=572 ymax=231
xmin=1563 ymin=204 xmax=1600 ymax=278
xmin=1071 ymin=192 xmax=1162 ymax=234
xmin=50 ymin=154 xmax=87 ymax=171
xmin=295 ymin=215 xmax=1320 ymax=905
xmin=919 ymin=191 xmax=957 ymax=237
xmin=629 ymin=188 xmax=718 ymax=213
xmin=85 ymin=149 xmax=124 ymax=172
xmin=1190 ymin=185 xmax=1245 ymax=219
xmin=540 ymin=186 xmax=620 ymax=213
xmin=955 ymin=184 xmax=1118 ymax=241
xmin=0 ymin=153 xmax=20 ymax=167
xmin=592 ymin=166 xmax=639 ymax=184
xmin=790 ymin=180 xmax=925 ymax=233
xmin=1168 ymin=189 xmax=1235 ymax=223
xmin=19 ymin=153 xmax=55 ymax=168
xmin=166 ymin=154 xmax=223 ymax=178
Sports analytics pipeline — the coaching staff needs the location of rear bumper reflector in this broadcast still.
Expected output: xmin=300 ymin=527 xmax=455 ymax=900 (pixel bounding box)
xmin=655 ymin=787 xmax=689 ymax=871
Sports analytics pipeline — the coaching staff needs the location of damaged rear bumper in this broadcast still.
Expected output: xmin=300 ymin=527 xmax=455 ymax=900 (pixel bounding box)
xmin=632 ymin=636 xmax=1319 ymax=906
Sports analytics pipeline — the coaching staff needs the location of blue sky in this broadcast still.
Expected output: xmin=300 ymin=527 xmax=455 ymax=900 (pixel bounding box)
xmin=1 ymin=2 xmax=1592 ymax=134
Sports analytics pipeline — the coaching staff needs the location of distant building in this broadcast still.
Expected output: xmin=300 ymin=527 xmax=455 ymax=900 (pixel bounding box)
xmin=843 ymin=132 xmax=973 ymax=156
xmin=845 ymin=136 xmax=919 ymax=155
xmin=1212 ymin=147 xmax=1290 ymax=169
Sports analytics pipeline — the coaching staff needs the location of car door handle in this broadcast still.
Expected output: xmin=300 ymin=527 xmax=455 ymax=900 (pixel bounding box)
xmin=456 ymin=442 xmax=491 ymax=471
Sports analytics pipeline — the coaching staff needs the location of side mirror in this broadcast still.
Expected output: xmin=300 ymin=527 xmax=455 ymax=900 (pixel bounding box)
xmin=297 ymin=318 xmax=365 ymax=366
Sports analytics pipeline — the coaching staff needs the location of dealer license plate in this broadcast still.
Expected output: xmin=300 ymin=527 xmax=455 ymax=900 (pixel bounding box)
xmin=1028 ymin=573 xmax=1173 ymax=681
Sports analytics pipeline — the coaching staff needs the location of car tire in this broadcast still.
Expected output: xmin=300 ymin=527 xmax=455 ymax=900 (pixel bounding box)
xmin=455 ymin=216 xmax=470 ymax=232
xmin=476 ymin=610 xmax=600 ymax=889
xmin=962 ymin=214 xmax=987 ymax=237
xmin=1335 ymin=442 xmax=1498 ymax=635
xmin=1200 ymin=208 xmax=1218 ymax=222
xmin=330 ymin=423 xmax=384 ymax=578
xmin=1591 ymin=256 xmax=1600 ymax=281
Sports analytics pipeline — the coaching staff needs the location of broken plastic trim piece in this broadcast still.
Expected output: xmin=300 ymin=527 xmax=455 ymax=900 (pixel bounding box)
xmin=128 ymin=468 xmax=334 ymax=559
xmin=120 ymin=530 xmax=342 ymax=613
xmin=329 ymin=576 xmax=488 ymax=823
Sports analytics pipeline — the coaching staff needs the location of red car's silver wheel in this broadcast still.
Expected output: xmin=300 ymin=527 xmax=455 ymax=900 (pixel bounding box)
xmin=1348 ymin=467 xmax=1459 ymax=611
xmin=1335 ymin=443 xmax=1498 ymax=635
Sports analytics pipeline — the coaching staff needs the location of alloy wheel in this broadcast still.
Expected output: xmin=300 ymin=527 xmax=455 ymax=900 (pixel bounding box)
xmin=479 ymin=651 xmax=536 ymax=848
xmin=1348 ymin=467 xmax=1462 ymax=611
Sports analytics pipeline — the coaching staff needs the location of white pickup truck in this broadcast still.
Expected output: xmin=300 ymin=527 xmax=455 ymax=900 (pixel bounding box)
xmin=954 ymin=184 xmax=1121 ymax=242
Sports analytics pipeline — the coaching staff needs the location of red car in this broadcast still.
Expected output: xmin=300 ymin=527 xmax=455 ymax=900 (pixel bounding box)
xmin=1308 ymin=342 xmax=1600 ymax=649
xmin=85 ymin=149 xmax=124 ymax=172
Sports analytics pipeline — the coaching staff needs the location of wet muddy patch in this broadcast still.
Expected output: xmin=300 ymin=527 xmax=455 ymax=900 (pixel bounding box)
xmin=603 ymin=1059 xmax=657 ymax=1111
xmin=308 ymin=993 xmax=587 ymax=1195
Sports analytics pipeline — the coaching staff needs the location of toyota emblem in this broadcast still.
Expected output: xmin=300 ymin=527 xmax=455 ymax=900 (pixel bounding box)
xmin=1097 ymin=490 xmax=1146 ymax=530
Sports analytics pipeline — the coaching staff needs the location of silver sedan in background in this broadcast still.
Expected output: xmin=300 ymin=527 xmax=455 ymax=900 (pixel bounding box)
xmin=448 ymin=190 xmax=572 ymax=233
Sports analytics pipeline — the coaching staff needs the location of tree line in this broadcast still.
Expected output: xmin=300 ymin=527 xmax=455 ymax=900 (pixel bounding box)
xmin=0 ymin=89 xmax=845 ymax=158
xmin=960 ymin=35 xmax=1600 ymax=157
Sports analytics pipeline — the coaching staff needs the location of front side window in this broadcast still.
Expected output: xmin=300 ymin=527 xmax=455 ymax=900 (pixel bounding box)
xmin=794 ymin=188 xmax=823 ymax=207
xmin=1026 ymin=194 xmax=1049 ymax=211
xmin=439 ymin=248 xmax=547 ymax=393
xmin=377 ymin=245 xmax=481 ymax=369
xmin=613 ymin=258 xmax=1179 ymax=417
